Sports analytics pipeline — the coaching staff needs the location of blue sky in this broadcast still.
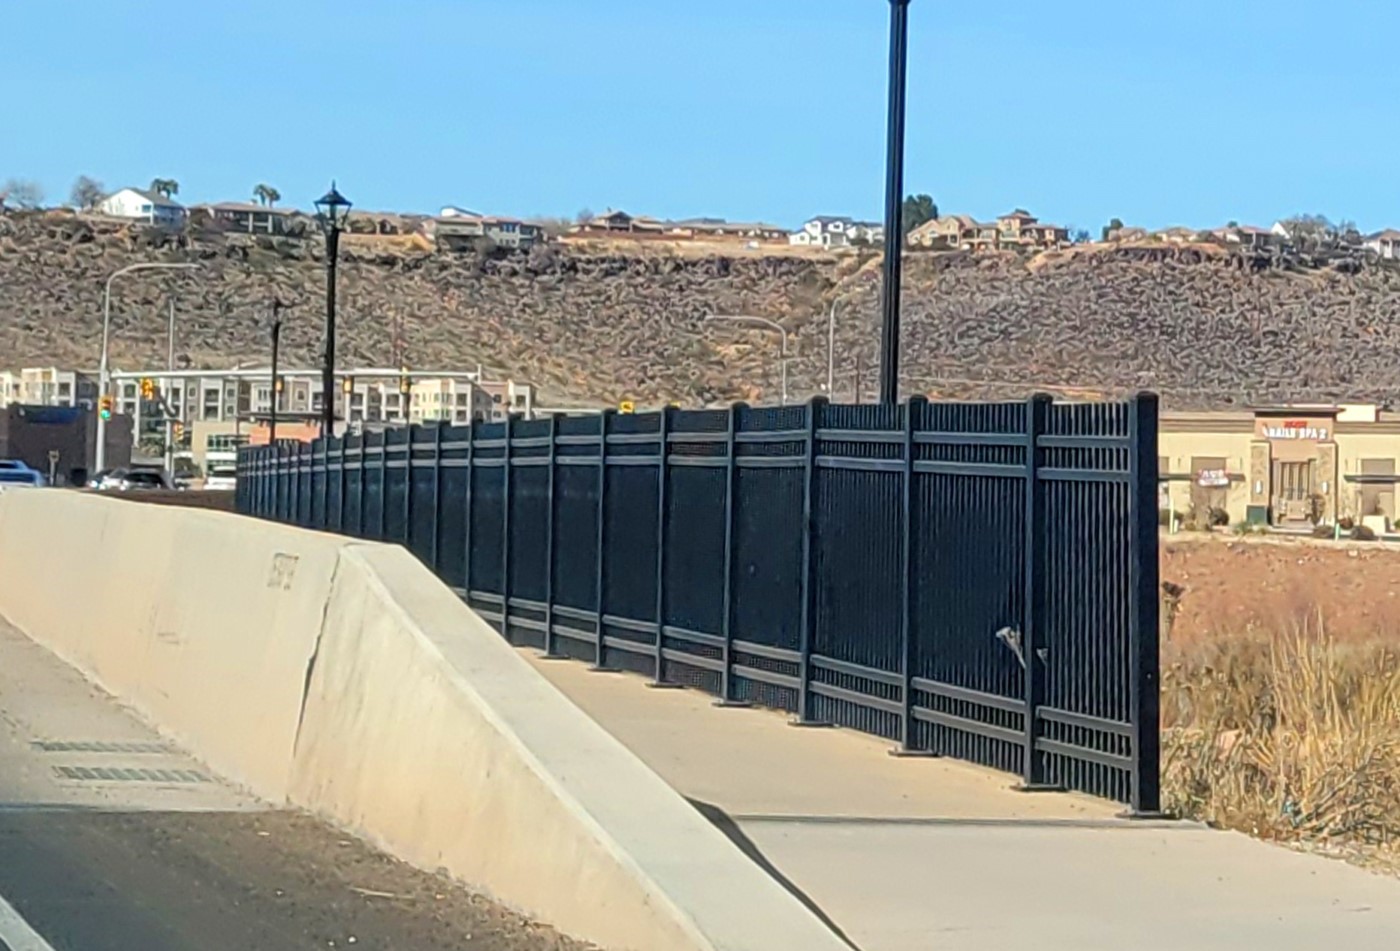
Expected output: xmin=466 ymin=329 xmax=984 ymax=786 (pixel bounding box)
xmin=5 ymin=1 xmax=1398 ymax=232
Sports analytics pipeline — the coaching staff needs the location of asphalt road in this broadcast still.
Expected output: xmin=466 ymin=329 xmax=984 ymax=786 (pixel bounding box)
xmin=0 ymin=619 xmax=595 ymax=951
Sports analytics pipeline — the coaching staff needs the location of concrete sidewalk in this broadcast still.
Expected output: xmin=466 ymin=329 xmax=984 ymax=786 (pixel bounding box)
xmin=526 ymin=653 xmax=1400 ymax=951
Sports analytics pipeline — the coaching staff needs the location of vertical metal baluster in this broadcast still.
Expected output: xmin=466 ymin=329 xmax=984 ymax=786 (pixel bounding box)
xmin=649 ymin=408 xmax=681 ymax=688
xmin=714 ymin=403 xmax=750 ymax=707
xmin=590 ymin=409 xmax=616 ymax=672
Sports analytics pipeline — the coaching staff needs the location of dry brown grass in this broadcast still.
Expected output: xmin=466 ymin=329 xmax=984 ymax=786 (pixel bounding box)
xmin=1163 ymin=621 xmax=1400 ymax=871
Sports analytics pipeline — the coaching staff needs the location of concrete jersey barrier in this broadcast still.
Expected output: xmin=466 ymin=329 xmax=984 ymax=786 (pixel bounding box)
xmin=0 ymin=490 xmax=849 ymax=951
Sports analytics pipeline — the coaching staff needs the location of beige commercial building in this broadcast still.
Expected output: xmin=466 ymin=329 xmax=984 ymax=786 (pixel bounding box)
xmin=1161 ymin=404 xmax=1400 ymax=530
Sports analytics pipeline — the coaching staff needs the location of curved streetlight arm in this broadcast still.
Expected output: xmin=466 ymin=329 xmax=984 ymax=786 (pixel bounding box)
xmin=96 ymin=262 xmax=199 ymax=472
xmin=705 ymin=314 xmax=790 ymax=406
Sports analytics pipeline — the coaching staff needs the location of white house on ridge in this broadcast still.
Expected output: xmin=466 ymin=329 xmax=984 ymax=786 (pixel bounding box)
xmin=98 ymin=187 xmax=186 ymax=228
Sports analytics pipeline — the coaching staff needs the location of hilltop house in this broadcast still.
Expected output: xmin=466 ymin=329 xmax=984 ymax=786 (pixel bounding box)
xmin=97 ymin=188 xmax=186 ymax=229
xmin=190 ymin=202 xmax=296 ymax=236
xmin=789 ymin=216 xmax=882 ymax=248
xmin=436 ymin=213 xmax=543 ymax=251
xmin=1365 ymin=229 xmax=1400 ymax=260
xmin=665 ymin=218 xmax=789 ymax=242
xmin=910 ymin=215 xmax=996 ymax=250
xmin=571 ymin=209 xmax=666 ymax=235
xmin=909 ymin=210 xmax=1064 ymax=251
xmin=1212 ymin=224 xmax=1274 ymax=250
xmin=567 ymin=210 xmax=787 ymax=243
xmin=996 ymin=209 xmax=1068 ymax=248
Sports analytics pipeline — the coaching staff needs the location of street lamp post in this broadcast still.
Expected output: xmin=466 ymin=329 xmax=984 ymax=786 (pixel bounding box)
xmin=314 ymin=182 xmax=353 ymax=437
xmin=269 ymin=299 xmax=286 ymax=443
xmin=706 ymin=315 xmax=790 ymax=406
xmin=878 ymin=0 xmax=912 ymax=406
xmin=96 ymin=261 xmax=198 ymax=472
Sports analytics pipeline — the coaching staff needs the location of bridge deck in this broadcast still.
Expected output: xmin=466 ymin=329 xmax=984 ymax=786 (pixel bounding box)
xmin=527 ymin=651 xmax=1400 ymax=951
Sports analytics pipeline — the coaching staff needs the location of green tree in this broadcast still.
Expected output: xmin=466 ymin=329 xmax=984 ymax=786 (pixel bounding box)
xmin=253 ymin=183 xmax=281 ymax=207
xmin=149 ymin=178 xmax=179 ymax=199
xmin=902 ymin=193 xmax=938 ymax=234
xmin=69 ymin=175 xmax=105 ymax=210
xmin=1100 ymin=217 xmax=1125 ymax=241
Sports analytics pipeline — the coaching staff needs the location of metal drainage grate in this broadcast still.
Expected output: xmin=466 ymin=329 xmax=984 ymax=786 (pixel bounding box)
xmin=32 ymin=740 xmax=172 ymax=754
xmin=53 ymin=766 xmax=209 ymax=784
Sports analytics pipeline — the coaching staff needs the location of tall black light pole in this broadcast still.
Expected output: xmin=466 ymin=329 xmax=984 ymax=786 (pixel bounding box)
xmin=878 ymin=0 xmax=911 ymax=406
xmin=315 ymin=182 xmax=352 ymax=437
xmin=269 ymin=298 xmax=285 ymax=443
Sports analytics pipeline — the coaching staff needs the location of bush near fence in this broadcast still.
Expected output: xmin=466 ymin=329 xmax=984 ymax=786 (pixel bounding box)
xmin=239 ymin=395 xmax=1161 ymax=811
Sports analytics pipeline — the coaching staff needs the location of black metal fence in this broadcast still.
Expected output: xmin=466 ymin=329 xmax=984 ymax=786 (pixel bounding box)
xmin=237 ymin=394 xmax=1161 ymax=812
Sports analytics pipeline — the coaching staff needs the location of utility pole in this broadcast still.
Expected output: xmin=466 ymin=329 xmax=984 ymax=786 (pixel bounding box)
xmin=269 ymin=299 xmax=284 ymax=443
xmin=165 ymin=294 xmax=176 ymax=473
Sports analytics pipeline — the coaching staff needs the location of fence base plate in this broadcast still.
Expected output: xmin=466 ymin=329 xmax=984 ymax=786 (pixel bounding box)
xmin=712 ymin=699 xmax=754 ymax=709
xmin=787 ymin=718 xmax=833 ymax=729
xmin=646 ymin=681 xmax=685 ymax=690
xmin=587 ymin=665 xmax=621 ymax=673
xmin=537 ymin=652 xmax=570 ymax=661
xmin=1013 ymin=782 xmax=1068 ymax=794
xmin=1115 ymin=809 xmax=1175 ymax=821
xmin=888 ymin=747 xmax=940 ymax=758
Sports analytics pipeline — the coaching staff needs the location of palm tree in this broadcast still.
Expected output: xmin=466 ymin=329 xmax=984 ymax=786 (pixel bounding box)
xmin=149 ymin=178 xmax=179 ymax=199
xmin=253 ymin=184 xmax=281 ymax=207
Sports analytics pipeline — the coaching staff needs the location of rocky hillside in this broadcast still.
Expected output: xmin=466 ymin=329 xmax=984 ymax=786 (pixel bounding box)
xmin=4 ymin=210 xmax=1400 ymax=409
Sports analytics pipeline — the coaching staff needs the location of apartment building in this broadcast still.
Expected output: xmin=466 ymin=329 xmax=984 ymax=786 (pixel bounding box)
xmin=408 ymin=378 xmax=494 ymax=425
xmin=0 ymin=367 xmax=99 ymax=410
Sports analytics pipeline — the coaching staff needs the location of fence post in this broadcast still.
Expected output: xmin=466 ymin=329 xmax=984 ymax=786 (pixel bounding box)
xmin=463 ymin=420 xmax=475 ymax=600
xmin=357 ymin=433 xmax=367 ymax=538
xmin=430 ymin=422 xmax=444 ymax=571
xmin=500 ymin=413 xmax=514 ymax=640
xmin=270 ymin=443 xmax=280 ymax=520
xmin=336 ymin=434 xmax=347 ymax=532
xmin=378 ymin=430 xmax=389 ymax=540
xmin=792 ymin=396 xmax=829 ymax=727
xmin=714 ymin=402 xmax=750 ymax=707
xmin=590 ymin=409 xmax=616 ymax=671
xmin=293 ymin=442 xmax=303 ymax=524
xmin=285 ymin=442 xmax=295 ymax=522
xmin=319 ymin=437 xmax=330 ymax=529
xmin=402 ymin=424 xmax=415 ymax=545
xmin=1127 ymin=392 xmax=1163 ymax=815
xmin=542 ymin=414 xmax=563 ymax=658
xmin=893 ymin=396 xmax=934 ymax=756
xmin=649 ymin=407 xmax=681 ymax=688
xmin=1018 ymin=393 xmax=1057 ymax=791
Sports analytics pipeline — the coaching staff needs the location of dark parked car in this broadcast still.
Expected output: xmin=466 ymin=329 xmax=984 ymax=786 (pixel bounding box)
xmin=93 ymin=468 xmax=172 ymax=492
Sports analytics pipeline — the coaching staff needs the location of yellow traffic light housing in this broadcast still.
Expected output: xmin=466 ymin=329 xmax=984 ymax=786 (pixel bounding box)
xmin=139 ymin=377 xmax=155 ymax=400
xmin=98 ymin=395 xmax=113 ymax=421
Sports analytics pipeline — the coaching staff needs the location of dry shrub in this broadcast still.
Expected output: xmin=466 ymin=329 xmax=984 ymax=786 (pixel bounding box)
xmin=1163 ymin=621 xmax=1400 ymax=858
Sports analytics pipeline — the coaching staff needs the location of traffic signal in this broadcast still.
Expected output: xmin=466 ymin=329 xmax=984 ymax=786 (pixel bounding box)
xmin=341 ymin=376 xmax=354 ymax=394
xmin=619 ymin=400 xmax=635 ymax=414
xmin=139 ymin=377 xmax=155 ymax=400
xmin=399 ymin=367 xmax=410 ymax=394
xmin=98 ymin=395 xmax=113 ymax=421
xmin=172 ymin=422 xmax=185 ymax=442
xmin=273 ymin=375 xmax=284 ymax=394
